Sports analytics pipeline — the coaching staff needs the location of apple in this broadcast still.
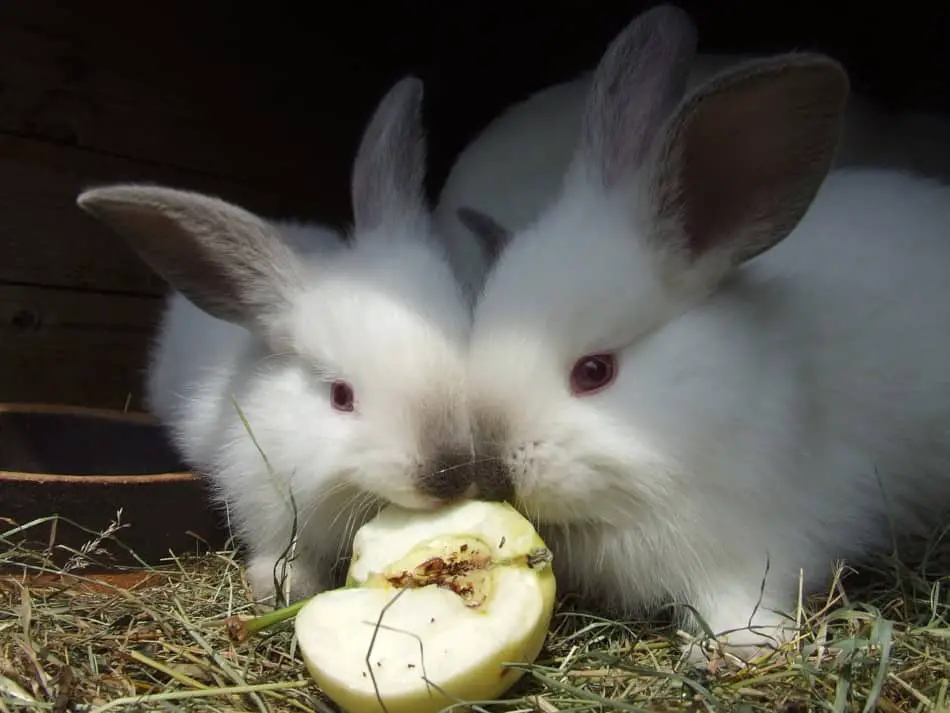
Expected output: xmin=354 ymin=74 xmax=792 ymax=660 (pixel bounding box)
xmin=295 ymin=499 xmax=556 ymax=713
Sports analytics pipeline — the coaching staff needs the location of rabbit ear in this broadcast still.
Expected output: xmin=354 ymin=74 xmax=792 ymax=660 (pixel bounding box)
xmin=351 ymin=75 xmax=428 ymax=235
xmin=77 ymin=184 xmax=304 ymax=329
xmin=456 ymin=206 xmax=512 ymax=264
xmin=644 ymin=53 xmax=849 ymax=276
xmin=571 ymin=4 xmax=697 ymax=188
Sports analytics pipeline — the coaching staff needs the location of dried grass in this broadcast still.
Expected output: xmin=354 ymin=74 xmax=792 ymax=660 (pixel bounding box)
xmin=1 ymin=513 xmax=947 ymax=712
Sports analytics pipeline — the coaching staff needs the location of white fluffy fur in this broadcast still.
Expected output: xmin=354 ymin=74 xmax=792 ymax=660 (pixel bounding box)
xmin=468 ymin=169 xmax=950 ymax=653
xmin=147 ymin=221 xmax=474 ymax=601
xmin=436 ymin=56 xmax=950 ymax=299
xmin=441 ymin=9 xmax=950 ymax=663
xmin=84 ymin=78 xmax=480 ymax=605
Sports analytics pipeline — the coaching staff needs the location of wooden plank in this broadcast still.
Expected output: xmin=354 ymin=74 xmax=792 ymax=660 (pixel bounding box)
xmin=0 ymin=1 xmax=358 ymax=220
xmin=0 ymin=284 xmax=163 ymax=409
xmin=2 ymin=572 xmax=175 ymax=593
xmin=0 ymin=133 xmax=340 ymax=294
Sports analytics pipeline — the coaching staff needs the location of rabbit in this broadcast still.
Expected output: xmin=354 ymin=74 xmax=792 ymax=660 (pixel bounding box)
xmin=435 ymin=4 xmax=950 ymax=300
xmin=448 ymin=5 xmax=950 ymax=665
xmin=76 ymin=76 xmax=503 ymax=606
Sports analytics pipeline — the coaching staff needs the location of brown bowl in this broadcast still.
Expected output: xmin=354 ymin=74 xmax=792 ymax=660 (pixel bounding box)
xmin=0 ymin=403 xmax=232 ymax=573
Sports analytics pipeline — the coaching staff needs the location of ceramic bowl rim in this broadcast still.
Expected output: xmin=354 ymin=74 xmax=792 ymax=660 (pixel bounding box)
xmin=0 ymin=402 xmax=196 ymax=484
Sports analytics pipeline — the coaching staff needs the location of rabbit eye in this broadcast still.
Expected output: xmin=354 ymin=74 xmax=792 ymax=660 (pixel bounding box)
xmin=569 ymin=354 xmax=617 ymax=396
xmin=330 ymin=380 xmax=355 ymax=412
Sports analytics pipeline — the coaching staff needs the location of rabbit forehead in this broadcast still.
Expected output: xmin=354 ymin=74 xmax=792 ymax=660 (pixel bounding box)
xmin=472 ymin=188 xmax=676 ymax=361
xmin=287 ymin=244 xmax=470 ymax=392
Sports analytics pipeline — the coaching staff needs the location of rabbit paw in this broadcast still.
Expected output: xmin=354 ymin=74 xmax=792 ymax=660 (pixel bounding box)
xmin=683 ymin=591 xmax=798 ymax=671
xmin=245 ymin=553 xmax=326 ymax=607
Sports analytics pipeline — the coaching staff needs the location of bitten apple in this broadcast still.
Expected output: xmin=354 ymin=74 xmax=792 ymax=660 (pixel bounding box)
xmin=295 ymin=500 xmax=556 ymax=713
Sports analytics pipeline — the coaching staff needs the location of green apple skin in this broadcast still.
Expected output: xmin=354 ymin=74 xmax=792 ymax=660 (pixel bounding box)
xmin=296 ymin=500 xmax=556 ymax=713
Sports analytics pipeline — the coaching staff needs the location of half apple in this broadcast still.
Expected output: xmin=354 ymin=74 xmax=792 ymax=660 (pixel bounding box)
xmin=295 ymin=499 xmax=556 ymax=713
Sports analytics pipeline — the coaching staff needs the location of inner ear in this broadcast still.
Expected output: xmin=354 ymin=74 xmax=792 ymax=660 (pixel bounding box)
xmin=456 ymin=207 xmax=512 ymax=264
xmin=649 ymin=54 xmax=850 ymax=267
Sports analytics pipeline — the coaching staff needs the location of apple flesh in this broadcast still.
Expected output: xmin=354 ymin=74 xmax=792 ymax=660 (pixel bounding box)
xmin=295 ymin=500 xmax=556 ymax=713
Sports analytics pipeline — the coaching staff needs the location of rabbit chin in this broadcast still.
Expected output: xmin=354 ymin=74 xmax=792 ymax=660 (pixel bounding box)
xmin=373 ymin=486 xmax=454 ymax=512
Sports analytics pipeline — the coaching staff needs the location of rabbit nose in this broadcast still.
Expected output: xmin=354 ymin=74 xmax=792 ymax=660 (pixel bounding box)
xmin=471 ymin=460 xmax=514 ymax=503
xmin=417 ymin=452 xmax=477 ymax=501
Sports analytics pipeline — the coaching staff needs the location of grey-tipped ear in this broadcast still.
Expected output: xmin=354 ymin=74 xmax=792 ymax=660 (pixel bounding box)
xmin=456 ymin=207 xmax=512 ymax=264
xmin=647 ymin=53 xmax=849 ymax=272
xmin=351 ymin=75 xmax=427 ymax=234
xmin=574 ymin=4 xmax=697 ymax=188
xmin=77 ymin=184 xmax=303 ymax=328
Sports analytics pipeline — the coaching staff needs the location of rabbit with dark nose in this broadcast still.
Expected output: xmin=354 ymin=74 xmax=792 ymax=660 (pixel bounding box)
xmin=446 ymin=6 xmax=950 ymax=664
xmin=435 ymin=5 xmax=950 ymax=302
xmin=78 ymin=77 xmax=499 ymax=605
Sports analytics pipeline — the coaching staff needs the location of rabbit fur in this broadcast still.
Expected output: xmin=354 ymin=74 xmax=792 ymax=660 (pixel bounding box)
xmin=77 ymin=77 xmax=501 ymax=605
xmin=435 ymin=9 xmax=950 ymax=301
xmin=451 ymin=5 xmax=950 ymax=664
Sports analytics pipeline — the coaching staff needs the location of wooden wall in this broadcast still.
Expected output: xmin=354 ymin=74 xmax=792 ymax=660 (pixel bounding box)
xmin=1 ymin=0 xmax=947 ymax=411
xmin=0 ymin=2 xmax=361 ymax=410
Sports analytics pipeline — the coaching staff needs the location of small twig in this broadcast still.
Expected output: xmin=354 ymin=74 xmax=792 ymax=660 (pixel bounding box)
xmin=226 ymin=599 xmax=310 ymax=643
xmin=126 ymin=649 xmax=210 ymax=690
xmin=525 ymin=695 xmax=561 ymax=713
xmin=173 ymin=599 xmax=267 ymax=713
xmin=86 ymin=679 xmax=311 ymax=713
xmin=886 ymin=671 xmax=932 ymax=708
xmin=0 ymin=672 xmax=35 ymax=704
xmin=364 ymin=587 xmax=412 ymax=713
xmin=360 ymin=621 xmax=432 ymax=698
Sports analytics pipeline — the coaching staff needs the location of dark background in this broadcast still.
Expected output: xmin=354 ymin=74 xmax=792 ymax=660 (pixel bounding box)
xmin=227 ymin=0 xmax=948 ymax=219
xmin=6 ymin=1 xmax=948 ymax=224
xmin=1 ymin=0 xmax=947 ymax=409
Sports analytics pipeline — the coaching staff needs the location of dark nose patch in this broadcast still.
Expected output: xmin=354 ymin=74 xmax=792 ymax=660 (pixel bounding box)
xmin=469 ymin=409 xmax=514 ymax=502
xmin=471 ymin=458 xmax=514 ymax=502
xmin=416 ymin=452 xmax=477 ymax=501
xmin=416 ymin=452 xmax=516 ymax=504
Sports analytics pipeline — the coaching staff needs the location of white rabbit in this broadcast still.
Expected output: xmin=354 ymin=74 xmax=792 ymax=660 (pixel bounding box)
xmin=435 ymin=5 xmax=950 ymax=299
xmin=76 ymin=77 xmax=504 ymax=605
xmin=457 ymin=6 xmax=950 ymax=664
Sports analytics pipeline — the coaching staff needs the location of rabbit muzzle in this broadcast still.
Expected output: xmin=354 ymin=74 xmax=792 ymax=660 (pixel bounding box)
xmin=414 ymin=452 xmax=514 ymax=504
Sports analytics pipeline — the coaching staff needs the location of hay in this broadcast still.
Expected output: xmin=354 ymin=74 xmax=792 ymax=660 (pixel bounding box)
xmin=1 ymin=514 xmax=948 ymax=713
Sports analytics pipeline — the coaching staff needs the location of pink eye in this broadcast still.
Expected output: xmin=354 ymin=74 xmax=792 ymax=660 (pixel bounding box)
xmin=330 ymin=380 xmax=355 ymax=412
xmin=569 ymin=354 xmax=617 ymax=396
